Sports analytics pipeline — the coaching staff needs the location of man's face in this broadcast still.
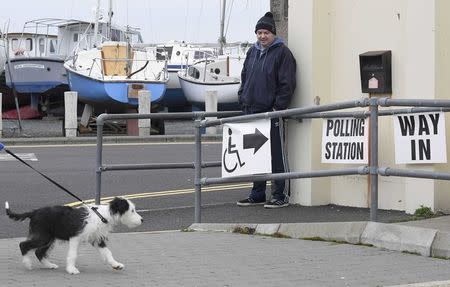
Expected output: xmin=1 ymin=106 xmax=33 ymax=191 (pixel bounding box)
xmin=256 ymin=29 xmax=275 ymax=48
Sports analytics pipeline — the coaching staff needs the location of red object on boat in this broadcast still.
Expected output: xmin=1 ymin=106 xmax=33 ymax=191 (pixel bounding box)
xmin=2 ymin=105 xmax=42 ymax=119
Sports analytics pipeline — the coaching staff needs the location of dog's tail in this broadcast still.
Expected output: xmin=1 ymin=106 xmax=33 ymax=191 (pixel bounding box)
xmin=5 ymin=202 xmax=32 ymax=221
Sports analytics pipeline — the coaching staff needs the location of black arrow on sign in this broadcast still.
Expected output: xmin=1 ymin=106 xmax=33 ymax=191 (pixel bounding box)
xmin=243 ymin=128 xmax=268 ymax=154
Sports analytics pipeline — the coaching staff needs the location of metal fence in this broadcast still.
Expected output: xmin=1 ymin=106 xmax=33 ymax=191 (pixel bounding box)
xmin=95 ymin=98 xmax=450 ymax=224
xmin=95 ymin=111 xmax=240 ymax=204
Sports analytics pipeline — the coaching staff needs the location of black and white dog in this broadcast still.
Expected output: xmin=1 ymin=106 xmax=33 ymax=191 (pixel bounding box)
xmin=5 ymin=197 xmax=143 ymax=274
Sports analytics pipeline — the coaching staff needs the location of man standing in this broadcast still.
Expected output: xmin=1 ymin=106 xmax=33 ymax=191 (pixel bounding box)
xmin=236 ymin=12 xmax=297 ymax=208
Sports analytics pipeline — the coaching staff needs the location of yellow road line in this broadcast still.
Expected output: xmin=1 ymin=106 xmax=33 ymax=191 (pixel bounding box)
xmin=65 ymin=183 xmax=252 ymax=207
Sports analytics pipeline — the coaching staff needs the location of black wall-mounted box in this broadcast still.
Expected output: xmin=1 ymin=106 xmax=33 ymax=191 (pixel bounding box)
xmin=359 ymin=50 xmax=392 ymax=94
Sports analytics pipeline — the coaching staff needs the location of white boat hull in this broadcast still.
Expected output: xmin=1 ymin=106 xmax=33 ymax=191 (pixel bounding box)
xmin=178 ymin=74 xmax=240 ymax=105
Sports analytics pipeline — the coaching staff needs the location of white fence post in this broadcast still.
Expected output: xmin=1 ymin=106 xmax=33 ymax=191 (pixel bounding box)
xmin=64 ymin=91 xmax=78 ymax=137
xmin=0 ymin=93 xmax=2 ymax=137
xmin=205 ymin=90 xmax=218 ymax=135
xmin=138 ymin=90 xmax=151 ymax=136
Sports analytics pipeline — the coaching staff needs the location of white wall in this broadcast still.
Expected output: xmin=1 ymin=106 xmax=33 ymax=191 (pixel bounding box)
xmin=288 ymin=0 xmax=450 ymax=213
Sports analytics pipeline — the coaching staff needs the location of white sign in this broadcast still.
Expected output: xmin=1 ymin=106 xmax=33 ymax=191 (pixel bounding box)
xmin=221 ymin=119 xmax=271 ymax=177
xmin=321 ymin=118 xmax=368 ymax=164
xmin=368 ymin=76 xmax=379 ymax=89
xmin=14 ymin=64 xmax=45 ymax=69
xmin=393 ymin=112 xmax=447 ymax=164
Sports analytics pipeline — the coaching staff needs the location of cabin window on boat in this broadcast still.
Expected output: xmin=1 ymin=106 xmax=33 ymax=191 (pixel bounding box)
xmin=111 ymin=29 xmax=121 ymax=41
xmin=194 ymin=51 xmax=205 ymax=60
xmin=73 ymin=33 xmax=79 ymax=43
xmin=49 ymin=40 xmax=56 ymax=54
xmin=156 ymin=47 xmax=173 ymax=61
xmin=188 ymin=67 xmax=200 ymax=79
xmin=25 ymin=38 xmax=33 ymax=51
xmin=11 ymin=39 xmax=19 ymax=51
xmin=39 ymin=39 xmax=45 ymax=55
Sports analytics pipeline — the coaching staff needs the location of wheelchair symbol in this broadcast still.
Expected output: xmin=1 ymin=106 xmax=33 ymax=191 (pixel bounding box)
xmin=223 ymin=128 xmax=245 ymax=173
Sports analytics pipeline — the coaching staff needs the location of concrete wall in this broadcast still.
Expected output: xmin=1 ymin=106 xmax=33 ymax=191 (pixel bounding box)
xmin=271 ymin=0 xmax=289 ymax=43
xmin=288 ymin=0 xmax=450 ymax=213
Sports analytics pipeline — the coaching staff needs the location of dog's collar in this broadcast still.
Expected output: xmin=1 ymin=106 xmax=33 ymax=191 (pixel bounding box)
xmin=91 ymin=207 xmax=108 ymax=224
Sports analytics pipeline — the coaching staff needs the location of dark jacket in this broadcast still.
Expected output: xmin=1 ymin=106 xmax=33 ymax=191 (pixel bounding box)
xmin=238 ymin=37 xmax=296 ymax=114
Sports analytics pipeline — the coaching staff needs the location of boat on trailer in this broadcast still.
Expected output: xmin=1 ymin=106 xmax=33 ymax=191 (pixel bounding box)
xmin=154 ymin=40 xmax=217 ymax=111
xmin=3 ymin=18 xmax=129 ymax=112
xmin=177 ymin=0 xmax=250 ymax=111
xmin=64 ymin=41 xmax=168 ymax=112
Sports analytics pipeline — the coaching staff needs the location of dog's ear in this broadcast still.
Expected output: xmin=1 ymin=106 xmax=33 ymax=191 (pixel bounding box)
xmin=109 ymin=197 xmax=130 ymax=215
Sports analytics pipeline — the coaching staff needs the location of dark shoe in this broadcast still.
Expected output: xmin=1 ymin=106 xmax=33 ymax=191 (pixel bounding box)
xmin=264 ymin=198 xmax=289 ymax=209
xmin=237 ymin=198 xmax=266 ymax=207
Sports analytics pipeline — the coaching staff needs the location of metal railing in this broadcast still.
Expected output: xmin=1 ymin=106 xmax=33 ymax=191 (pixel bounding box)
xmin=95 ymin=98 xmax=450 ymax=224
xmin=95 ymin=111 xmax=241 ymax=205
xmin=195 ymin=97 xmax=450 ymax=223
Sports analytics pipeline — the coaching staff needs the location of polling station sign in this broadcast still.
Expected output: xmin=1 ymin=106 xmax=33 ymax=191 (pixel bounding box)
xmin=321 ymin=118 xmax=368 ymax=164
xmin=393 ymin=112 xmax=447 ymax=164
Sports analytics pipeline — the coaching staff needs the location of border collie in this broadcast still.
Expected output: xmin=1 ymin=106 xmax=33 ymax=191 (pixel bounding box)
xmin=5 ymin=197 xmax=143 ymax=274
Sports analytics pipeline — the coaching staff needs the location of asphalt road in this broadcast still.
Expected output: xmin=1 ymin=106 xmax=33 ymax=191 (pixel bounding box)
xmin=0 ymin=142 xmax=230 ymax=237
xmin=0 ymin=142 xmax=414 ymax=239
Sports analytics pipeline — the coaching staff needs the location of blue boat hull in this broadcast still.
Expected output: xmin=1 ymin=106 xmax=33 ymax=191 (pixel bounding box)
xmin=67 ymin=70 xmax=166 ymax=109
xmin=5 ymin=58 xmax=68 ymax=94
xmin=157 ymin=69 xmax=191 ymax=111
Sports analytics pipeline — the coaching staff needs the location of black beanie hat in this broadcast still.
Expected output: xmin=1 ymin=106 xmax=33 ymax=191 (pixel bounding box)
xmin=255 ymin=12 xmax=276 ymax=35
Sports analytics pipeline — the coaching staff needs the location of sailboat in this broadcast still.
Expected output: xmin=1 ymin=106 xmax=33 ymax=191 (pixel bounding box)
xmin=3 ymin=19 xmax=107 ymax=110
xmin=64 ymin=1 xmax=168 ymax=112
xmin=177 ymin=0 xmax=249 ymax=110
xmin=155 ymin=40 xmax=217 ymax=111
xmin=178 ymin=53 xmax=245 ymax=110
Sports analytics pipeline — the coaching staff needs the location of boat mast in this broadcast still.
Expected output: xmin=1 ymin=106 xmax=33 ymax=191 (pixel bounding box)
xmin=107 ymin=0 xmax=113 ymax=40
xmin=93 ymin=0 xmax=101 ymax=47
xmin=218 ymin=0 xmax=226 ymax=55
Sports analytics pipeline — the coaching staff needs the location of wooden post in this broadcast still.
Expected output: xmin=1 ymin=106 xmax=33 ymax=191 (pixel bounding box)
xmin=367 ymin=94 xmax=372 ymax=207
xmin=205 ymin=90 xmax=218 ymax=135
xmin=64 ymin=91 xmax=78 ymax=137
xmin=138 ymin=90 xmax=151 ymax=136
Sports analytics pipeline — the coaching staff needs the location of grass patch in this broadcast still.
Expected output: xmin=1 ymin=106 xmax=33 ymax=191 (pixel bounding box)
xmin=271 ymin=232 xmax=291 ymax=239
xmin=354 ymin=242 xmax=374 ymax=247
xmin=301 ymin=236 xmax=326 ymax=241
xmin=180 ymin=228 xmax=195 ymax=232
xmin=232 ymin=226 xmax=256 ymax=235
xmin=401 ymin=250 xmax=421 ymax=256
xmin=414 ymin=205 xmax=434 ymax=218
xmin=432 ymin=255 xmax=450 ymax=260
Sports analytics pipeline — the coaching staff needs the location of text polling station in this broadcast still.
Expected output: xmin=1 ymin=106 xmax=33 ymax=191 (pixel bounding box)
xmin=321 ymin=118 xmax=368 ymax=164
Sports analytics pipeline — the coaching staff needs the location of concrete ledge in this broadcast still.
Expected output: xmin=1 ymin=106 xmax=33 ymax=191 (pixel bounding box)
xmin=189 ymin=223 xmax=257 ymax=233
xmin=189 ymin=221 xmax=447 ymax=259
xmin=386 ymin=280 xmax=450 ymax=287
xmin=430 ymin=231 xmax=450 ymax=258
xmin=277 ymin=222 xmax=367 ymax=244
xmin=255 ymin=224 xmax=280 ymax=235
xmin=361 ymin=222 xmax=437 ymax=256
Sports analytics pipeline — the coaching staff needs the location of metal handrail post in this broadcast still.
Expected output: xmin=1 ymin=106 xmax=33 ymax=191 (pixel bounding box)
xmin=95 ymin=115 xmax=105 ymax=205
xmin=369 ymin=98 xmax=379 ymax=222
xmin=194 ymin=120 xmax=202 ymax=223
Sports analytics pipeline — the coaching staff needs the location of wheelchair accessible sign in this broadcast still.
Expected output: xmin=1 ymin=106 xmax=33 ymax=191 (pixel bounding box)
xmin=221 ymin=119 xmax=271 ymax=177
